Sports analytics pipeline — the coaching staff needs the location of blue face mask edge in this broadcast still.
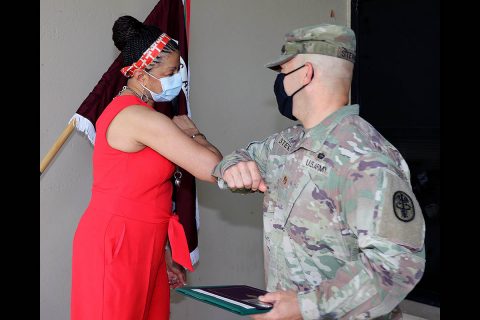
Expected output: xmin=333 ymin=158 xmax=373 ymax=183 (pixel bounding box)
xmin=142 ymin=71 xmax=182 ymax=102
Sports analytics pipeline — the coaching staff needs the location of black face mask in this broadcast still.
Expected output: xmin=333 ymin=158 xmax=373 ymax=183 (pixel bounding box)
xmin=273 ymin=64 xmax=313 ymax=120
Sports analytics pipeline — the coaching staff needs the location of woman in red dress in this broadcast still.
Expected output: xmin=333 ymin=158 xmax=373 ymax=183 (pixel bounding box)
xmin=71 ymin=15 xmax=222 ymax=320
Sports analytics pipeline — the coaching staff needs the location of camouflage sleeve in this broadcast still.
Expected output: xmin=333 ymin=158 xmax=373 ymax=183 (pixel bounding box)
xmin=211 ymin=134 xmax=278 ymax=190
xmin=297 ymin=153 xmax=426 ymax=319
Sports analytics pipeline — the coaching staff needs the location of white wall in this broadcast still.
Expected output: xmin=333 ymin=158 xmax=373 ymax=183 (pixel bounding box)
xmin=40 ymin=1 xmax=348 ymax=319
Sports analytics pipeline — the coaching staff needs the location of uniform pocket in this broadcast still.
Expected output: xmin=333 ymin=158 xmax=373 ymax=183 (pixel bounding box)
xmin=285 ymin=173 xmax=352 ymax=263
xmin=104 ymin=216 xmax=126 ymax=265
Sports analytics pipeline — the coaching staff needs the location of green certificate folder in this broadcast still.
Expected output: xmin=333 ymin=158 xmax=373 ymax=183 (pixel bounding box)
xmin=175 ymin=285 xmax=273 ymax=316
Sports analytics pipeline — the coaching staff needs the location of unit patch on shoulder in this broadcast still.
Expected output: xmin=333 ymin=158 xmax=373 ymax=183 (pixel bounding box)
xmin=393 ymin=191 xmax=415 ymax=222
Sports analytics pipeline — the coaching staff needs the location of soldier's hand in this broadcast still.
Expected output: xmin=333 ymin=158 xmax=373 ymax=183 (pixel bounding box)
xmin=223 ymin=161 xmax=267 ymax=192
xmin=250 ymin=290 xmax=302 ymax=320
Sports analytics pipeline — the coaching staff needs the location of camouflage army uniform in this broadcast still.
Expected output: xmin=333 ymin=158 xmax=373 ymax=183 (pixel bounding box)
xmin=212 ymin=105 xmax=426 ymax=319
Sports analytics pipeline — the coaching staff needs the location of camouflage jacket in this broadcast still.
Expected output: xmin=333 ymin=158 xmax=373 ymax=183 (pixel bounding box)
xmin=212 ymin=105 xmax=426 ymax=320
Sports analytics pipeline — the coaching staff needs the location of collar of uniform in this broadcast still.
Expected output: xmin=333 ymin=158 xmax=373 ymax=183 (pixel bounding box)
xmin=294 ymin=104 xmax=359 ymax=153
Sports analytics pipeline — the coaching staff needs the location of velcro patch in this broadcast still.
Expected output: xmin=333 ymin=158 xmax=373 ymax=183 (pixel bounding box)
xmin=393 ymin=191 xmax=415 ymax=222
xmin=302 ymin=156 xmax=328 ymax=175
xmin=277 ymin=136 xmax=293 ymax=152
xmin=377 ymin=170 xmax=425 ymax=249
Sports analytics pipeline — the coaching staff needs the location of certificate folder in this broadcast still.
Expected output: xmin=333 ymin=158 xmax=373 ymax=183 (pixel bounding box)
xmin=175 ymin=285 xmax=273 ymax=315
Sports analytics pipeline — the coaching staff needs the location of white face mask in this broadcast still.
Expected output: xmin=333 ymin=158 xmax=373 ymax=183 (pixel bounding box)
xmin=141 ymin=71 xmax=182 ymax=102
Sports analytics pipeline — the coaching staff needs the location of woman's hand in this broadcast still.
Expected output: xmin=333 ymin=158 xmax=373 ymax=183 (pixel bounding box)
xmin=165 ymin=246 xmax=187 ymax=289
xmin=172 ymin=115 xmax=199 ymax=137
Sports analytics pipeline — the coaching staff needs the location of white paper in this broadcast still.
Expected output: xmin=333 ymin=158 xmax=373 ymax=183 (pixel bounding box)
xmin=192 ymin=289 xmax=255 ymax=309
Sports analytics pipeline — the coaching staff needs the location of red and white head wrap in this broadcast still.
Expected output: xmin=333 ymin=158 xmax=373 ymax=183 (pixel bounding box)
xmin=120 ymin=33 xmax=172 ymax=77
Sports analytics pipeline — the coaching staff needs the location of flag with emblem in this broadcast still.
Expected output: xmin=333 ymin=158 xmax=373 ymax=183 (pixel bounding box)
xmin=69 ymin=0 xmax=199 ymax=266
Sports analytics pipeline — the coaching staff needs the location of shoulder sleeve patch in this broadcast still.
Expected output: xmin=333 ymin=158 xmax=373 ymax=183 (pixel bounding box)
xmin=376 ymin=170 xmax=425 ymax=250
xmin=393 ymin=191 xmax=415 ymax=222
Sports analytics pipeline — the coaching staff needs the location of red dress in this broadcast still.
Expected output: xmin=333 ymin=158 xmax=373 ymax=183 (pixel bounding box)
xmin=71 ymin=95 xmax=192 ymax=320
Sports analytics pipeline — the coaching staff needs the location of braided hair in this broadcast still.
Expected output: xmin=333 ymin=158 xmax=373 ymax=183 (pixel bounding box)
xmin=112 ymin=15 xmax=179 ymax=73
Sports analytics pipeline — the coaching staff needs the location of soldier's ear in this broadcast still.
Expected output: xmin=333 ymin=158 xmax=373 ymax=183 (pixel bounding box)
xmin=303 ymin=62 xmax=314 ymax=84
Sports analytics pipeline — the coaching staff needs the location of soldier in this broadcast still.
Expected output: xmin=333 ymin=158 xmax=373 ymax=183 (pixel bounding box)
xmin=212 ymin=24 xmax=426 ymax=320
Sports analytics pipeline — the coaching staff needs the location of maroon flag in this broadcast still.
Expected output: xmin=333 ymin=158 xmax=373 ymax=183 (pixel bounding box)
xmin=71 ymin=0 xmax=199 ymax=266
